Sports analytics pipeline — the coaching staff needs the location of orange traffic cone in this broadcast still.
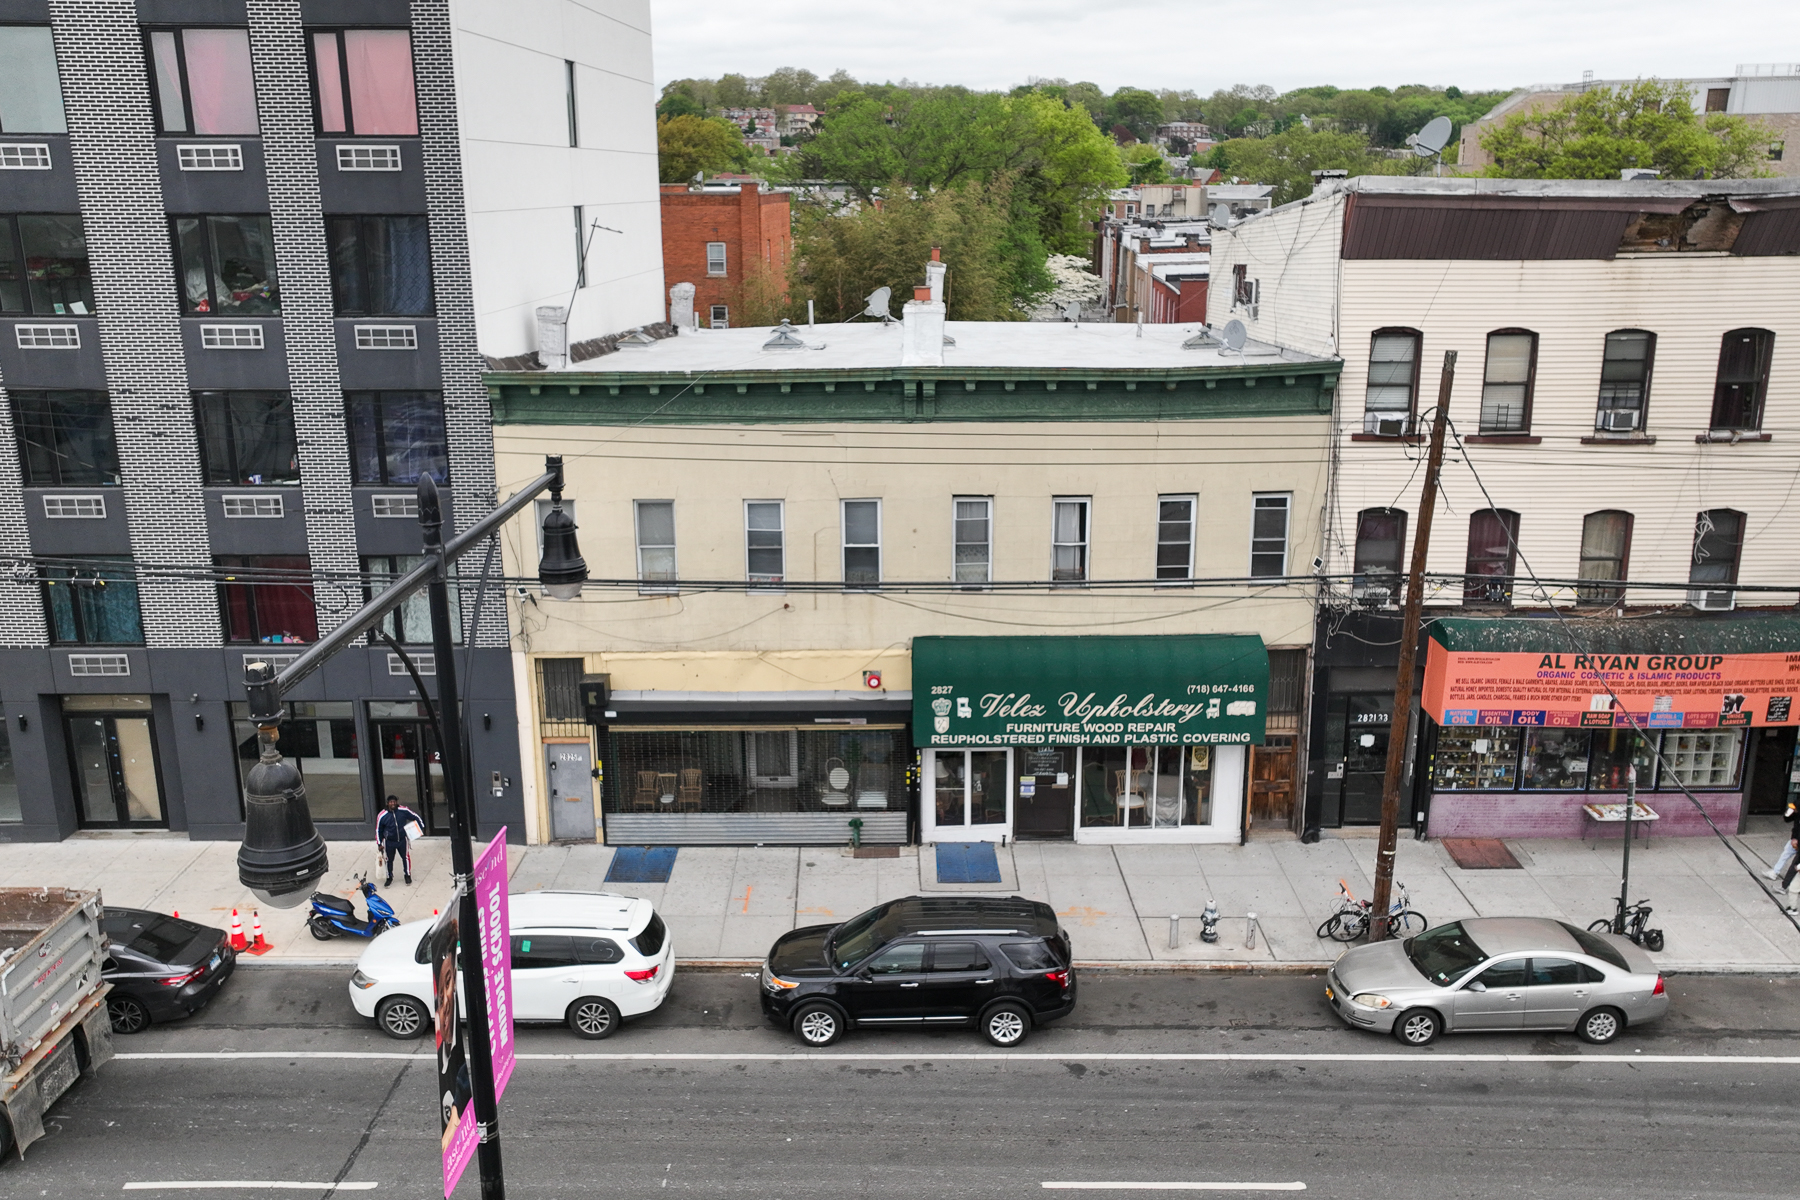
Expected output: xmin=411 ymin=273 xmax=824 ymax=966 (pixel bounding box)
xmin=250 ymin=911 xmax=269 ymax=952
xmin=228 ymin=908 xmax=248 ymax=952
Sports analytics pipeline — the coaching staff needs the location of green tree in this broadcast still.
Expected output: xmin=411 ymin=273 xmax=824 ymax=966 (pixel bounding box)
xmin=715 ymin=73 xmax=757 ymax=108
xmin=1107 ymin=87 xmax=1164 ymax=141
xmin=1206 ymin=126 xmax=1402 ymax=204
xmin=1480 ymin=79 xmax=1775 ymax=179
xmin=656 ymin=115 xmax=749 ymax=183
xmin=1118 ymin=142 xmax=1167 ymax=184
xmin=656 ymin=87 xmax=705 ymax=120
xmin=762 ymin=66 xmax=819 ymax=107
xmin=789 ymin=180 xmax=1025 ymax=322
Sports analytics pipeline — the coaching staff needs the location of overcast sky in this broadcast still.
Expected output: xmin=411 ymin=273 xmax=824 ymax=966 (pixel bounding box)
xmin=649 ymin=0 xmax=1799 ymax=96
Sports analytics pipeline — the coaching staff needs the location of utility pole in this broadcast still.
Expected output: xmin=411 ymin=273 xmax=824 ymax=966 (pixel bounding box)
xmin=1368 ymin=351 xmax=1455 ymax=941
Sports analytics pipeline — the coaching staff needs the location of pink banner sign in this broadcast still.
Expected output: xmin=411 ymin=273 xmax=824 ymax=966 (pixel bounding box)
xmin=430 ymin=906 xmax=476 ymax=1198
xmin=474 ymin=828 xmax=514 ymax=1101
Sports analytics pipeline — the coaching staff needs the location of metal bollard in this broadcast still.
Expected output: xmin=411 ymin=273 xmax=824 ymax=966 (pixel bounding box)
xmin=1168 ymin=914 xmax=1180 ymax=949
xmin=1245 ymin=911 xmax=1258 ymax=950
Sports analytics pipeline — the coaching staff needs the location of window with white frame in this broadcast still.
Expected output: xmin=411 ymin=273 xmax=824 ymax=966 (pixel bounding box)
xmin=1363 ymin=329 xmax=1419 ymax=434
xmin=745 ymin=501 xmax=784 ymax=584
xmin=953 ymin=496 xmax=991 ymax=585
xmin=1156 ymin=495 xmax=1195 ymax=580
xmin=635 ymin=500 xmax=676 ymax=588
xmin=709 ymin=304 xmax=728 ymax=329
xmin=1052 ymin=497 xmax=1090 ymax=583
xmin=1480 ymin=330 xmax=1537 ymax=434
xmin=1249 ymin=494 xmax=1290 ymax=578
xmin=842 ymin=499 xmax=880 ymax=586
xmin=1594 ymin=330 xmax=1654 ymax=432
xmin=706 ymin=242 xmax=727 ymax=276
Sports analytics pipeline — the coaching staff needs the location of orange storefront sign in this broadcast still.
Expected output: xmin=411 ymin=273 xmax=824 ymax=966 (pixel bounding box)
xmin=1421 ymin=641 xmax=1800 ymax=730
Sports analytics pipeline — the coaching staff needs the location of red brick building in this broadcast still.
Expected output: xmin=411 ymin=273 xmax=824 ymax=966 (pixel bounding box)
xmin=659 ymin=182 xmax=791 ymax=328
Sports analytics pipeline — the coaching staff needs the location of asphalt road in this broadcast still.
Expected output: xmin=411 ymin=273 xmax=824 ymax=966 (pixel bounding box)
xmin=14 ymin=967 xmax=1800 ymax=1199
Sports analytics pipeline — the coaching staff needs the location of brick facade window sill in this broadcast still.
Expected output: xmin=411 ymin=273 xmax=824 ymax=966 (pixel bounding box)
xmin=1693 ymin=431 xmax=1773 ymax=444
xmin=1580 ymin=434 xmax=1658 ymax=445
xmin=1462 ymin=434 xmax=1542 ymax=445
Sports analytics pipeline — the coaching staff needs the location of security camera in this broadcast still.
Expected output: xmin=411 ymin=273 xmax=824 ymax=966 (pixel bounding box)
xmin=515 ymin=585 xmax=531 ymax=598
xmin=1311 ymin=556 xmax=1325 ymax=573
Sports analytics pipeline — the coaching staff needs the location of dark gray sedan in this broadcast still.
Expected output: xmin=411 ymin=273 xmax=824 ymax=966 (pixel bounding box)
xmin=1325 ymin=916 xmax=1667 ymax=1046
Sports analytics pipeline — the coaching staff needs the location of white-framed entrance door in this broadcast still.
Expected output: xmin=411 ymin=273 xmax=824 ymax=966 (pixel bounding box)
xmin=922 ymin=748 xmax=1012 ymax=842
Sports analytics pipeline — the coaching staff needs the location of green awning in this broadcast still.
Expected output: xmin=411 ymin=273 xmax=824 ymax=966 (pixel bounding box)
xmin=1429 ymin=613 xmax=1800 ymax=656
xmin=911 ymin=635 xmax=1268 ymax=748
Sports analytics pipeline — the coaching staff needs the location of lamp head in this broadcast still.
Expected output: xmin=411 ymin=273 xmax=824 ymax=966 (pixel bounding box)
xmin=537 ymin=456 xmax=587 ymax=600
xmin=237 ymin=724 xmax=328 ymax=908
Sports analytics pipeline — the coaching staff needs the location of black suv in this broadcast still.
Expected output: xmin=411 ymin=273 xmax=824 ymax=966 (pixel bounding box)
xmin=759 ymin=895 xmax=1075 ymax=1047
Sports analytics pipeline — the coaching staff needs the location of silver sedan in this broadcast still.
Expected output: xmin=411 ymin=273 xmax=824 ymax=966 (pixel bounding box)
xmin=1325 ymin=916 xmax=1667 ymax=1046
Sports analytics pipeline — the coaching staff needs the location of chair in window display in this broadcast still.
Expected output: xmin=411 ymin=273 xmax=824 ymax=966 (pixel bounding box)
xmin=633 ymin=770 xmax=660 ymax=811
xmin=1081 ymin=761 xmax=1117 ymax=825
xmin=818 ymin=758 xmax=850 ymax=808
xmin=855 ymin=762 xmax=889 ymax=809
xmin=1113 ymin=770 xmax=1149 ymax=820
xmin=676 ymin=768 xmax=703 ymax=812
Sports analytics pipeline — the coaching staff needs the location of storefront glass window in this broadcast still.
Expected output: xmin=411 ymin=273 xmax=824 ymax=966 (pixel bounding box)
xmin=1077 ymin=744 xmax=1212 ymax=828
xmin=1436 ymin=725 xmax=1745 ymax=794
xmin=1589 ymin=729 xmax=1655 ymax=791
xmin=935 ymin=751 xmax=967 ymax=826
xmin=230 ymin=701 xmax=361 ymax=821
xmin=608 ymin=728 xmax=903 ymax=815
xmin=1658 ymin=730 xmax=1743 ymax=790
xmin=1432 ymin=726 xmax=1521 ymax=789
xmin=0 ymin=718 xmax=19 ymax=822
xmin=1520 ymin=728 xmax=1590 ymax=790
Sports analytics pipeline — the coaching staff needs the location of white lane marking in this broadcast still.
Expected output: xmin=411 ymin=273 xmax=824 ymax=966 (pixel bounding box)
xmin=1043 ymin=1185 xmax=1304 ymax=1192
xmin=122 ymin=1184 xmax=377 ymax=1192
xmin=115 ymin=1050 xmax=1800 ymax=1065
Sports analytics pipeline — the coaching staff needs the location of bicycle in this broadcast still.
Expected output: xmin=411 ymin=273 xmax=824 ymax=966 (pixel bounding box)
xmin=1316 ymin=879 xmax=1428 ymax=942
xmin=1589 ymin=900 xmax=1664 ymax=952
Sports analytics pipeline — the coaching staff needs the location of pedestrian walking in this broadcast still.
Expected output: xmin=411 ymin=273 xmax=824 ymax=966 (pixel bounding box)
xmin=376 ymin=794 xmax=421 ymax=886
xmin=1763 ymin=799 xmax=1799 ymax=882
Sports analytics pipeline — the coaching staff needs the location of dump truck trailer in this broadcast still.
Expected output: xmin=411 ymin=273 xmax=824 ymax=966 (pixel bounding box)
xmin=0 ymin=888 xmax=112 ymax=1161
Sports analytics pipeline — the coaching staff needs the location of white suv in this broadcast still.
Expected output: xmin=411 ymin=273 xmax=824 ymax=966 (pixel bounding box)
xmin=349 ymin=891 xmax=674 ymax=1040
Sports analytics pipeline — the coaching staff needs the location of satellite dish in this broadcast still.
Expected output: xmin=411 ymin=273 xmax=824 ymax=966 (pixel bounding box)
xmin=1413 ymin=115 xmax=1453 ymax=158
xmin=1063 ymin=300 xmax=1082 ymax=323
xmin=863 ymin=286 xmax=893 ymax=321
xmin=1221 ymin=319 xmax=1248 ymax=352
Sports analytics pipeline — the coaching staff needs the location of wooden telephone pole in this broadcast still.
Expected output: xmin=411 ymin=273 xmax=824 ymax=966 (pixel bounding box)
xmin=1368 ymin=350 xmax=1455 ymax=941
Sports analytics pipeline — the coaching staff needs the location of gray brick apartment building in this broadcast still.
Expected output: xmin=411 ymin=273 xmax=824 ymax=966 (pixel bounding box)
xmin=0 ymin=0 xmax=664 ymax=842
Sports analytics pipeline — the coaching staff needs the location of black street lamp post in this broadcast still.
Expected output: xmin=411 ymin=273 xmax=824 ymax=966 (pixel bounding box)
xmin=237 ymin=455 xmax=585 ymax=1200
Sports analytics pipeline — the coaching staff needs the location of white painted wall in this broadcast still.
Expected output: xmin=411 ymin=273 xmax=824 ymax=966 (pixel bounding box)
xmin=450 ymin=0 xmax=665 ymax=358
xmin=1205 ymin=195 xmax=1342 ymax=358
xmin=1330 ymin=255 xmax=1800 ymax=609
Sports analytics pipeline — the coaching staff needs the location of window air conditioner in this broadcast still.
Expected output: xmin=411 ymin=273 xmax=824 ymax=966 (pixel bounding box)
xmin=1352 ymin=583 xmax=1393 ymax=608
xmin=1366 ymin=414 xmax=1409 ymax=437
xmin=1689 ymin=588 xmax=1736 ymax=611
xmin=1596 ymin=409 xmax=1639 ymax=432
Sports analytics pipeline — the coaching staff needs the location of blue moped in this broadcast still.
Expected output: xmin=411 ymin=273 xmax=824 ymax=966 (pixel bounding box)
xmin=307 ymin=874 xmax=400 ymax=940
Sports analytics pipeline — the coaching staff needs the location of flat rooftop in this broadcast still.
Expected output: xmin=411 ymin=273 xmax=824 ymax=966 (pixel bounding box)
xmin=543 ymin=319 xmax=1329 ymax=377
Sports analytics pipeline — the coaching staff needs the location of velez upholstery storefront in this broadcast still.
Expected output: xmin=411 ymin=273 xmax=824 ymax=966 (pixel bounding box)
xmin=913 ymin=635 xmax=1269 ymax=844
xmin=1417 ymin=616 xmax=1800 ymax=839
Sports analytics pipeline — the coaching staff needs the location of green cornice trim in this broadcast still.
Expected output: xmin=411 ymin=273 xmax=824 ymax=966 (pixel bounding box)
xmin=486 ymin=363 xmax=1342 ymax=426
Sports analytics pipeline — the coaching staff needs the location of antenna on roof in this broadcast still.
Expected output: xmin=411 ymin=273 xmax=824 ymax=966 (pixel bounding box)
xmin=1408 ymin=115 xmax=1453 ymax=177
xmin=861 ymin=286 xmax=894 ymax=324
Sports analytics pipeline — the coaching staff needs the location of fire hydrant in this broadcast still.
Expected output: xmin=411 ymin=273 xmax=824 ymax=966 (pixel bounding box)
xmin=1200 ymin=899 xmax=1220 ymax=943
xmin=848 ymin=817 xmax=863 ymax=849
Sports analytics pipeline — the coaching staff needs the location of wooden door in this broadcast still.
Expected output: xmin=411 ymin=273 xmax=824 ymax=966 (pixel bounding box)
xmin=1250 ymin=735 xmax=1297 ymax=827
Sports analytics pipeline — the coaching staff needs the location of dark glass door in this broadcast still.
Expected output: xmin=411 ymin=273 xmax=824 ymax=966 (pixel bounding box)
xmin=67 ymin=714 xmax=167 ymax=827
xmin=1014 ymin=746 xmax=1074 ymax=839
xmin=1338 ymin=694 xmax=1392 ymax=826
xmin=373 ymin=720 xmax=449 ymax=833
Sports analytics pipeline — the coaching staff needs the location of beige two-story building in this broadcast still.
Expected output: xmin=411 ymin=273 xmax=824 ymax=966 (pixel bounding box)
xmin=486 ymin=283 xmax=1341 ymax=848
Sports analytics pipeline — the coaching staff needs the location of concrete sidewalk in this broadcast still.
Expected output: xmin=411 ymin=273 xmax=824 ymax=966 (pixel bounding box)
xmin=6 ymin=822 xmax=1798 ymax=973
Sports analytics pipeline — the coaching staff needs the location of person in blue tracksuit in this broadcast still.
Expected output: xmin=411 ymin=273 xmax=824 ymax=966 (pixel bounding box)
xmin=376 ymin=794 xmax=421 ymax=886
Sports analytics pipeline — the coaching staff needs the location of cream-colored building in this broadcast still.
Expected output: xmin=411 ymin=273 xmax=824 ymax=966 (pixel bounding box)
xmin=486 ymin=297 xmax=1340 ymax=848
xmin=1210 ymin=175 xmax=1800 ymax=841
